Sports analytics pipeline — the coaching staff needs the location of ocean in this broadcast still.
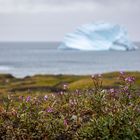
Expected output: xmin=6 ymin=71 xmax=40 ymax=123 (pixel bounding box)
xmin=0 ymin=42 xmax=140 ymax=78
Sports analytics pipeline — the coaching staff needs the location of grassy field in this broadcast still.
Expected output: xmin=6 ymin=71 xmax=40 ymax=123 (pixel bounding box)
xmin=0 ymin=71 xmax=140 ymax=96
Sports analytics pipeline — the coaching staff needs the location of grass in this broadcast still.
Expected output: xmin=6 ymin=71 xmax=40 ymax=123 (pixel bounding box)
xmin=0 ymin=71 xmax=140 ymax=95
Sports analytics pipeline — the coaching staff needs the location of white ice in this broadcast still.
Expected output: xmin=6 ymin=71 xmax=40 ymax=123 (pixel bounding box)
xmin=58 ymin=22 xmax=137 ymax=51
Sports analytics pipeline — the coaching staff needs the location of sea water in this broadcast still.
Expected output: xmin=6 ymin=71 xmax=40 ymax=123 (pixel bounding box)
xmin=0 ymin=42 xmax=140 ymax=77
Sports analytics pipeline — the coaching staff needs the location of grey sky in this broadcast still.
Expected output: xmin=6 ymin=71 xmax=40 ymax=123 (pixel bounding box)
xmin=0 ymin=0 xmax=140 ymax=41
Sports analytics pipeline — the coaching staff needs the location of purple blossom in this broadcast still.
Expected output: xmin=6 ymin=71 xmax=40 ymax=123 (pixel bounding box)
xmin=46 ymin=107 xmax=53 ymax=113
xmin=44 ymin=95 xmax=48 ymax=101
xmin=98 ymin=74 xmax=102 ymax=78
xmin=91 ymin=74 xmax=102 ymax=79
xmin=128 ymin=95 xmax=132 ymax=99
xmin=63 ymin=84 xmax=68 ymax=90
xmin=60 ymin=91 xmax=64 ymax=95
xmin=19 ymin=96 xmax=23 ymax=100
xmin=26 ymin=96 xmax=31 ymax=102
xmin=125 ymin=77 xmax=135 ymax=84
xmin=120 ymin=71 xmax=125 ymax=75
xmin=64 ymin=119 xmax=68 ymax=126
xmin=123 ymin=86 xmax=129 ymax=92
xmin=109 ymin=88 xmax=115 ymax=93
xmin=51 ymin=94 xmax=55 ymax=98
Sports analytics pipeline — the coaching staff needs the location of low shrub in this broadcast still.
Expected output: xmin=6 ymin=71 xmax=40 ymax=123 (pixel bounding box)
xmin=0 ymin=72 xmax=140 ymax=139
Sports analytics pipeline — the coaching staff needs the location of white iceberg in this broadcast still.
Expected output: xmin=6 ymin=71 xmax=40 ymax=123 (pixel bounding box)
xmin=59 ymin=22 xmax=137 ymax=51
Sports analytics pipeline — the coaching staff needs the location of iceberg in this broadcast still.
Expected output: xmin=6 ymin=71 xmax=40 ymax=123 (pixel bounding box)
xmin=58 ymin=22 xmax=137 ymax=51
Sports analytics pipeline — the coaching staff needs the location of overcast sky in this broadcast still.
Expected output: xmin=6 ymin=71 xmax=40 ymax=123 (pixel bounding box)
xmin=0 ymin=0 xmax=140 ymax=41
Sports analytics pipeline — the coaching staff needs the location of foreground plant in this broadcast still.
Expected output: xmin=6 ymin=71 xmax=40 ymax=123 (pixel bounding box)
xmin=0 ymin=72 xmax=140 ymax=139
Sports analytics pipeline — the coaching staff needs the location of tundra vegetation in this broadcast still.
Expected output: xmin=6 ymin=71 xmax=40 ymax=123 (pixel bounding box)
xmin=0 ymin=72 xmax=140 ymax=139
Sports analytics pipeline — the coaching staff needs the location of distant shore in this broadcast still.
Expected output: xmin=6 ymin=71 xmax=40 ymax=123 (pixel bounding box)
xmin=0 ymin=71 xmax=140 ymax=95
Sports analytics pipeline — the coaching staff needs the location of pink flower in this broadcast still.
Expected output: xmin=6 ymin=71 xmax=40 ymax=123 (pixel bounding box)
xmin=125 ymin=77 xmax=135 ymax=84
xmin=46 ymin=107 xmax=53 ymax=113
xmin=19 ymin=96 xmax=23 ymax=100
xmin=128 ymin=95 xmax=132 ymax=99
xmin=120 ymin=71 xmax=125 ymax=75
xmin=26 ymin=96 xmax=31 ymax=102
xmin=51 ymin=94 xmax=55 ymax=98
xmin=44 ymin=95 xmax=48 ymax=101
xmin=91 ymin=74 xmax=102 ymax=80
xmin=64 ymin=119 xmax=68 ymax=126
xmin=109 ymin=88 xmax=115 ymax=94
xmin=60 ymin=91 xmax=64 ymax=95
xmin=123 ymin=86 xmax=129 ymax=91
xmin=63 ymin=84 xmax=68 ymax=90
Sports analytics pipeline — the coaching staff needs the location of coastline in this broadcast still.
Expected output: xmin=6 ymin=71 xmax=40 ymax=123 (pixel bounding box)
xmin=0 ymin=71 xmax=140 ymax=95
